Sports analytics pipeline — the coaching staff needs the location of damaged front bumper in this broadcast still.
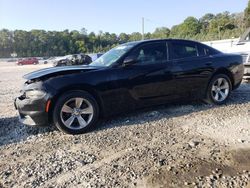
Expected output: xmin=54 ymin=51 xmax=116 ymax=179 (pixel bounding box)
xmin=14 ymin=94 xmax=49 ymax=127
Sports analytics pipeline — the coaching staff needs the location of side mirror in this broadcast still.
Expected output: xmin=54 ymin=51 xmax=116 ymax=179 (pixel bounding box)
xmin=123 ymin=56 xmax=137 ymax=67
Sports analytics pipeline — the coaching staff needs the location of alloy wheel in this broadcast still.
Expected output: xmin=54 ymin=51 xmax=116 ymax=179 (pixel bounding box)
xmin=211 ymin=78 xmax=230 ymax=102
xmin=60 ymin=97 xmax=94 ymax=130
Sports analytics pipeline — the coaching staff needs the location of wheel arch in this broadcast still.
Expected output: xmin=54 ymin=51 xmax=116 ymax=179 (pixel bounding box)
xmin=48 ymin=84 xmax=104 ymax=123
xmin=203 ymin=68 xmax=234 ymax=104
xmin=210 ymin=68 xmax=234 ymax=88
xmin=203 ymin=68 xmax=234 ymax=98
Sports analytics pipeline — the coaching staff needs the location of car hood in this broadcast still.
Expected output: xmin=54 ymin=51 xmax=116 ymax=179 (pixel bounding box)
xmin=23 ymin=65 xmax=103 ymax=80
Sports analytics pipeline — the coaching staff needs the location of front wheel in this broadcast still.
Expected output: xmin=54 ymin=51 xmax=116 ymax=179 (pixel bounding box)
xmin=204 ymin=74 xmax=232 ymax=105
xmin=53 ymin=91 xmax=99 ymax=134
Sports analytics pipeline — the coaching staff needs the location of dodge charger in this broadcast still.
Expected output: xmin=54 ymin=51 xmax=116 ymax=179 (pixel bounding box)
xmin=14 ymin=39 xmax=244 ymax=134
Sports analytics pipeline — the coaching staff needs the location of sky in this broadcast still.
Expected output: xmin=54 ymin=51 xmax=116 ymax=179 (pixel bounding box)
xmin=0 ymin=0 xmax=249 ymax=34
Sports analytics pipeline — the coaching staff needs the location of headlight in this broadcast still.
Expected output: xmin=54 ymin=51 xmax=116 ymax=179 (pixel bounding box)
xmin=25 ymin=90 xmax=46 ymax=99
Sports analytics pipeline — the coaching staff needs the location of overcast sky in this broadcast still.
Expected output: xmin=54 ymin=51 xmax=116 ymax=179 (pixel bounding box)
xmin=0 ymin=0 xmax=248 ymax=34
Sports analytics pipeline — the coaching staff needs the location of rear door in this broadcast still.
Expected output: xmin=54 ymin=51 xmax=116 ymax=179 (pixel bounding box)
xmin=169 ymin=41 xmax=214 ymax=97
xmin=27 ymin=58 xmax=32 ymax=64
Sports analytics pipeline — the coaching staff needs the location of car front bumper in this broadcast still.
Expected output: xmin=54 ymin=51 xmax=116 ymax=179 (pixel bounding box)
xmin=14 ymin=96 xmax=49 ymax=127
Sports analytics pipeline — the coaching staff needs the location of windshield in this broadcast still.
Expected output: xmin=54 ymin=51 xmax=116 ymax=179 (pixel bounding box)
xmin=90 ymin=44 xmax=135 ymax=67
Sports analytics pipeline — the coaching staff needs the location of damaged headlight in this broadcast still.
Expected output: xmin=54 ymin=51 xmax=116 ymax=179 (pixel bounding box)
xmin=25 ymin=90 xmax=46 ymax=99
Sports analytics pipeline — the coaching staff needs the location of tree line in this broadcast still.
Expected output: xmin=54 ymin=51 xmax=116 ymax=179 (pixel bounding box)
xmin=1 ymin=1 xmax=250 ymax=58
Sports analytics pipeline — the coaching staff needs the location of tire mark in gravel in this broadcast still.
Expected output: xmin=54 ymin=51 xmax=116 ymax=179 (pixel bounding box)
xmin=40 ymin=129 xmax=201 ymax=187
xmin=40 ymin=147 xmax=137 ymax=187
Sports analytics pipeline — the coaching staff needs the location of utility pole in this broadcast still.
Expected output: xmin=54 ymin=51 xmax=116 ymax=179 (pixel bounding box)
xmin=142 ymin=17 xmax=144 ymax=40
xmin=218 ymin=25 xmax=222 ymax=40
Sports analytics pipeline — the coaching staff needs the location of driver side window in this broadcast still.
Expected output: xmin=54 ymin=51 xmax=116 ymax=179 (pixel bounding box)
xmin=130 ymin=42 xmax=167 ymax=65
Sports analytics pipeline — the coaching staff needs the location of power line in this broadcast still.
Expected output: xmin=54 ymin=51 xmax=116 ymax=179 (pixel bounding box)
xmin=141 ymin=17 xmax=167 ymax=40
xmin=144 ymin=17 xmax=167 ymax=27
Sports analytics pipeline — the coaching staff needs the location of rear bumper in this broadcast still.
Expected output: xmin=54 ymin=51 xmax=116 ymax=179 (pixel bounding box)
xmin=14 ymin=96 xmax=49 ymax=127
xmin=232 ymin=63 xmax=244 ymax=88
xmin=244 ymin=64 xmax=250 ymax=76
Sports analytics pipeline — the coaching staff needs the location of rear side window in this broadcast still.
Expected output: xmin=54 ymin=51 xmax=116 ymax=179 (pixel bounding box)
xmin=198 ymin=44 xmax=220 ymax=56
xmin=171 ymin=42 xmax=198 ymax=59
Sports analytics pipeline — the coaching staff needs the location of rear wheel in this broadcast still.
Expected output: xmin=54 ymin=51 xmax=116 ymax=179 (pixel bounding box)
xmin=204 ymin=74 xmax=232 ymax=105
xmin=53 ymin=91 xmax=99 ymax=134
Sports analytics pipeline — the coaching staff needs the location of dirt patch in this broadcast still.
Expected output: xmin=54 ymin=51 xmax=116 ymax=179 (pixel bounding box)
xmin=228 ymin=149 xmax=250 ymax=171
xmin=141 ymin=149 xmax=250 ymax=188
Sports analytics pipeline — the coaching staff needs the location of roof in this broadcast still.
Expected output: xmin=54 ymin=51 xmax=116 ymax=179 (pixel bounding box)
xmin=123 ymin=38 xmax=201 ymax=46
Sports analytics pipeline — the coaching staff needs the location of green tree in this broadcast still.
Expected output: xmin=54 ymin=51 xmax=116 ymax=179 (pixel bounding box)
xmin=244 ymin=0 xmax=250 ymax=27
xmin=129 ymin=32 xmax=142 ymax=41
xmin=119 ymin=33 xmax=129 ymax=43
xmin=180 ymin=17 xmax=201 ymax=38
xmin=152 ymin=27 xmax=170 ymax=39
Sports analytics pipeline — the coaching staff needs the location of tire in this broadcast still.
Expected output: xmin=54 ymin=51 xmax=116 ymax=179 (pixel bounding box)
xmin=53 ymin=91 xmax=99 ymax=134
xmin=204 ymin=74 xmax=232 ymax=105
xmin=44 ymin=61 xmax=48 ymax=64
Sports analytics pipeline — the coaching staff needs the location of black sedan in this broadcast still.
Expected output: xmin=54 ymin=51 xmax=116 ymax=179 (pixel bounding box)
xmin=14 ymin=39 xmax=244 ymax=134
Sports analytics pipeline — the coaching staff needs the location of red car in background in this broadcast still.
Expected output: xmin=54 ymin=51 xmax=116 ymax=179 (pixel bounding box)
xmin=17 ymin=58 xmax=39 ymax=65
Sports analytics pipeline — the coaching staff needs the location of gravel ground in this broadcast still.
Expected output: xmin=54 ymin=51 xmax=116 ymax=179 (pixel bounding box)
xmin=0 ymin=62 xmax=250 ymax=188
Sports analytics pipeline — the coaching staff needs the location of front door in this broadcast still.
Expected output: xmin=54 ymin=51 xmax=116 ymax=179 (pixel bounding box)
xmin=115 ymin=41 xmax=177 ymax=107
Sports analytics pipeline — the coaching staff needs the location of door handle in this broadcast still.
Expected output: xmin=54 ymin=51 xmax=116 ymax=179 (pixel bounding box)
xmin=206 ymin=62 xmax=212 ymax=66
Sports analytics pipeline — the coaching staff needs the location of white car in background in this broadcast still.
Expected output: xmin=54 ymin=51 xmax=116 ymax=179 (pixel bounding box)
xmin=203 ymin=28 xmax=250 ymax=77
xmin=38 ymin=57 xmax=58 ymax=64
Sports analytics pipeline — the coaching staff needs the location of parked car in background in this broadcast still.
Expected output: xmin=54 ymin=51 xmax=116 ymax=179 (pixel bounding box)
xmin=17 ymin=57 xmax=39 ymax=65
xmin=89 ymin=53 xmax=104 ymax=61
xmin=46 ymin=57 xmax=56 ymax=64
xmin=38 ymin=57 xmax=49 ymax=64
xmin=14 ymin=39 xmax=244 ymax=134
xmin=53 ymin=55 xmax=73 ymax=66
xmin=7 ymin=58 xmax=17 ymax=62
xmin=53 ymin=54 xmax=92 ymax=67
xmin=40 ymin=57 xmax=57 ymax=65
